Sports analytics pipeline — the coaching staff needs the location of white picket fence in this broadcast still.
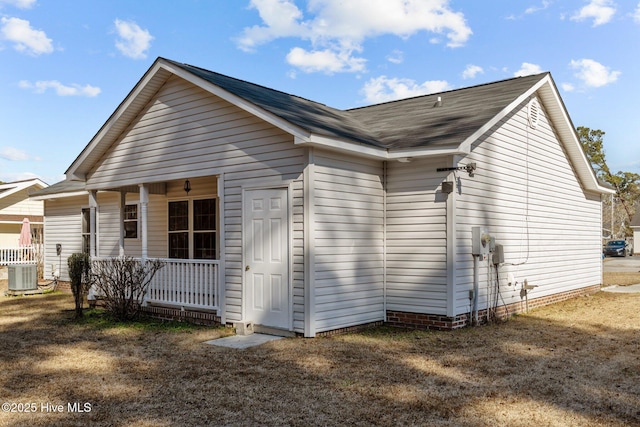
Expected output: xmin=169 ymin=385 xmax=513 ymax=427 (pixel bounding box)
xmin=146 ymin=258 xmax=219 ymax=310
xmin=0 ymin=246 xmax=39 ymax=265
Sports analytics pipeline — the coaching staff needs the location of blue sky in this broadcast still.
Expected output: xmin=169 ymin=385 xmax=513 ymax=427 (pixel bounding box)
xmin=0 ymin=0 xmax=638 ymax=184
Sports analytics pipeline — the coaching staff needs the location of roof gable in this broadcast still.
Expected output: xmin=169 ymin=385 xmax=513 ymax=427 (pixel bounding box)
xmin=0 ymin=179 xmax=48 ymax=201
xmin=63 ymin=57 xmax=609 ymax=194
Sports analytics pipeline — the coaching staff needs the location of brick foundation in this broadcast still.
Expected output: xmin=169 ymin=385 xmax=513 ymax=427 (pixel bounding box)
xmin=386 ymin=284 xmax=601 ymax=331
xmin=314 ymin=321 xmax=384 ymax=337
xmin=141 ymin=305 xmax=221 ymax=326
xmin=63 ymin=283 xmax=602 ymax=334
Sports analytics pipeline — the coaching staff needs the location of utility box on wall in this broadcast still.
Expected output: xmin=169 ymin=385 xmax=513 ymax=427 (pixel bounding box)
xmin=472 ymin=227 xmax=491 ymax=257
xmin=8 ymin=264 xmax=37 ymax=291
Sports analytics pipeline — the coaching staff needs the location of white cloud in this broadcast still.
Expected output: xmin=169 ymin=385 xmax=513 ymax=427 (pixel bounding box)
xmin=633 ymin=2 xmax=640 ymax=23
xmin=286 ymin=47 xmax=366 ymax=73
xmin=514 ymin=62 xmax=543 ymax=77
xmin=570 ymin=58 xmax=620 ymax=87
xmin=19 ymin=80 xmax=101 ymax=97
xmin=114 ymin=19 xmax=153 ymax=59
xmin=571 ymin=0 xmax=616 ymax=26
xmin=237 ymin=0 xmax=472 ymax=74
xmin=462 ymin=64 xmax=483 ymax=79
xmin=387 ymin=49 xmax=403 ymax=64
xmin=362 ymin=75 xmax=452 ymax=104
xmin=0 ymin=146 xmax=29 ymax=161
xmin=0 ymin=0 xmax=37 ymax=8
xmin=561 ymin=82 xmax=575 ymax=92
xmin=0 ymin=17 xmax=53 ymax=55
xmin=525 ymin=0 xmax=551 ymax=15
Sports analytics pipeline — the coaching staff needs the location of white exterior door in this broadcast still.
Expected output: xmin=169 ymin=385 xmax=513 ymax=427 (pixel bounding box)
xmin=243 ymin=188 xmax=290 ymax=329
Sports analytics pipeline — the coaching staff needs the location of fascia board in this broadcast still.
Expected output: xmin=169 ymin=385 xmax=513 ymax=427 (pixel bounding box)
xmin=30 ymin=190 xmax=89 ymax=201
xmin=65 ymin=59 xmax=171 ymax=178
xmin=387 ymin=147 xmax=468 ymax=159
xmin=298 ymin=134 xmax=388 ymax=159
xmin=297 ymin=134 xmax=466 ymax=160
xmin=536 ymin=76 xmax=612 ymax=194
xmin=457 ymin=76 xmax=550 ymax=155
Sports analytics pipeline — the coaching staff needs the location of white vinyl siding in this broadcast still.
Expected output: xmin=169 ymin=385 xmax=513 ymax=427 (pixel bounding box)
xmin=454 ymin=98 xmax=602 ymax=316
xmin=87 ymin=76 xmax=302 ymax=188
xmin=0 ymin=190 xmax=44 ymax=217
xmin=42 ymin=196 xmax=86 ymax=281
xmin=84 ymin=77 xmax=305 ymax=324
xmin=385 ymin=158 xmax=450 ymax=315
xmin=312 ymin=150 xmax=385 ymax=332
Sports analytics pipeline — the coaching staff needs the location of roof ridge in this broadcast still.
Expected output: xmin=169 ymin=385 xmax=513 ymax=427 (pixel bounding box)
xmin=347 ymin=72 xmax=550 ymax=111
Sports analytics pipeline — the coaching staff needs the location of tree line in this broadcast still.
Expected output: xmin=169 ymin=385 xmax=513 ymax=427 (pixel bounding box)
xmin=577 ymin=126 xmax=639 ymax=238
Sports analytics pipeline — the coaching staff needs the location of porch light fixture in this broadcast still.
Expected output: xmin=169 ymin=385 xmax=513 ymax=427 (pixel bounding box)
xmin=184 ymin=179 xmax=191 ymax=194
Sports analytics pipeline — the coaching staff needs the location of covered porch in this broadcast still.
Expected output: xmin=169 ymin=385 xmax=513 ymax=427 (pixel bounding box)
xmin=85 ymin=175 xmax=225 ymax=319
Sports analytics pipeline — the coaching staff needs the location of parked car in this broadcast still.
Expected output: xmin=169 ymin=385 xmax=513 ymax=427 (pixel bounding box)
xmin=603 ymin=240 xmax=633 ymax=257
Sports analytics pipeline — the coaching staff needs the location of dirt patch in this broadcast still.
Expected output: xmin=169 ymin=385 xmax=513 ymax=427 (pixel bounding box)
xmin=1 ymin=275 xmax=639 ymax=426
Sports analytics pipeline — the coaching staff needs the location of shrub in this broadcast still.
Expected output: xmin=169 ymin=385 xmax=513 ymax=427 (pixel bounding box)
xmin=67 ymin=252 xmax=91 ymax=319
xmin=90 ymin=257 xmax=164 ymax=321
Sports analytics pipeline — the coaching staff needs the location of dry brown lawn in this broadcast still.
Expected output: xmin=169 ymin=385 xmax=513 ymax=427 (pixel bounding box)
xmin=0 ymin=273 xmax=639 ymax=427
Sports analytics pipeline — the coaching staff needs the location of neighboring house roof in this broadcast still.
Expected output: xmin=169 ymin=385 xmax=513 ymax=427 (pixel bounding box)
xmin=0 ymin=178 xmax=48 ymax=223
xmin=631 ymin=215 xmax=640 ymax=228
xmin=42 ymin=57 xmax=609 ymax=195
xmin=30 ymin=179 xmax=87 ymax=200
xmin=0 ymin=178 xmax=48 ymax=200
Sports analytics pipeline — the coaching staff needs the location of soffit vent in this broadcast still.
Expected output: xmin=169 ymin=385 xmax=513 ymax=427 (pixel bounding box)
xmin=527 ymin=98 xmax=540 ymax=129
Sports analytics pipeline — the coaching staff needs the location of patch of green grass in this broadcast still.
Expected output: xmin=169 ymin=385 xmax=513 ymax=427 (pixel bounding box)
xmin=72 ymin=308 xmax=213 ymax=333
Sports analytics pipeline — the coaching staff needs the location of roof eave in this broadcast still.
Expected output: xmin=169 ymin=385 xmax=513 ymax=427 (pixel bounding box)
xmin=31 ymin=190 xmax=89 ymax=201
xmin=297 ymin=134 xmax=467 ymax=160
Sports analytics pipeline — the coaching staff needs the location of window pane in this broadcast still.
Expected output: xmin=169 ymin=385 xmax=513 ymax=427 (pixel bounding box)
xmin=194 ymin=232 xmax=216 ymax=259
xmin=82 ymin=235 xmax=90 ymax=255
xmin=194 ymin=199 xmax=216 ymax=231
xmin=124 ymin=204 xmax=138 ymax=238
xmin=82 ymin=208 xmax=91 ymax=234
xmin=168 ymin=201 xmax=188 ymax=231
xmin=169 ymin=232 xmax=189 ymax=259
xmin=125 ymin=204 xmax=137 ymax=220
xmin=124 ymin=221 xmax=137 ymax=239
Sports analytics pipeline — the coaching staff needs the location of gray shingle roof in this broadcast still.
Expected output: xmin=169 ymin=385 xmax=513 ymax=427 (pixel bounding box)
xmin=30 ymin=179 xmax=86 ymax=197
xmin=168 ymin=60 xmax=382 ymax=147
xmin=169 ymin=59 xmax=548 ymax=150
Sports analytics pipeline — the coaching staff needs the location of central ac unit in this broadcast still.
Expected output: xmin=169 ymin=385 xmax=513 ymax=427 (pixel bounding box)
xmin=8 ymin=264 xmax=37 ymax=291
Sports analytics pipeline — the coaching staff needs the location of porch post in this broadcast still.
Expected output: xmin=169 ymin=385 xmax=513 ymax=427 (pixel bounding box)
xmin=139 ymin=184 xmax=148 ymax=260
xmin=89 ymin=190 xmax=98 ymax=257
xmin=119 ymin=192 xmax=125 ymax=257
xmin=446 ymin=155 xmax=461 ymax=318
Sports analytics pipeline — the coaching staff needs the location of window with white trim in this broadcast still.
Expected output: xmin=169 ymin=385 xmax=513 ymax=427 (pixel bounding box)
xmin=81 ymin=208 xmax=91 ymax=254
xmin=124 ymin=204 xmax=138 ymax=239
xmin=168 ymin=198 xmax=216 ymax=259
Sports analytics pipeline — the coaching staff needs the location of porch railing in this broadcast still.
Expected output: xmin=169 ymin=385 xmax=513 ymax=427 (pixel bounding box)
xmin=0 ymin=246 xmax=38 ymax=265
xmin=144 ymin=258 xmax=219 ymax=311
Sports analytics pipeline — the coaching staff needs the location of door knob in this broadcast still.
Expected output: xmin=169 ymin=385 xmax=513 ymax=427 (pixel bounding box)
xmin=245 ymin=265 xmax=250 ymax=271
